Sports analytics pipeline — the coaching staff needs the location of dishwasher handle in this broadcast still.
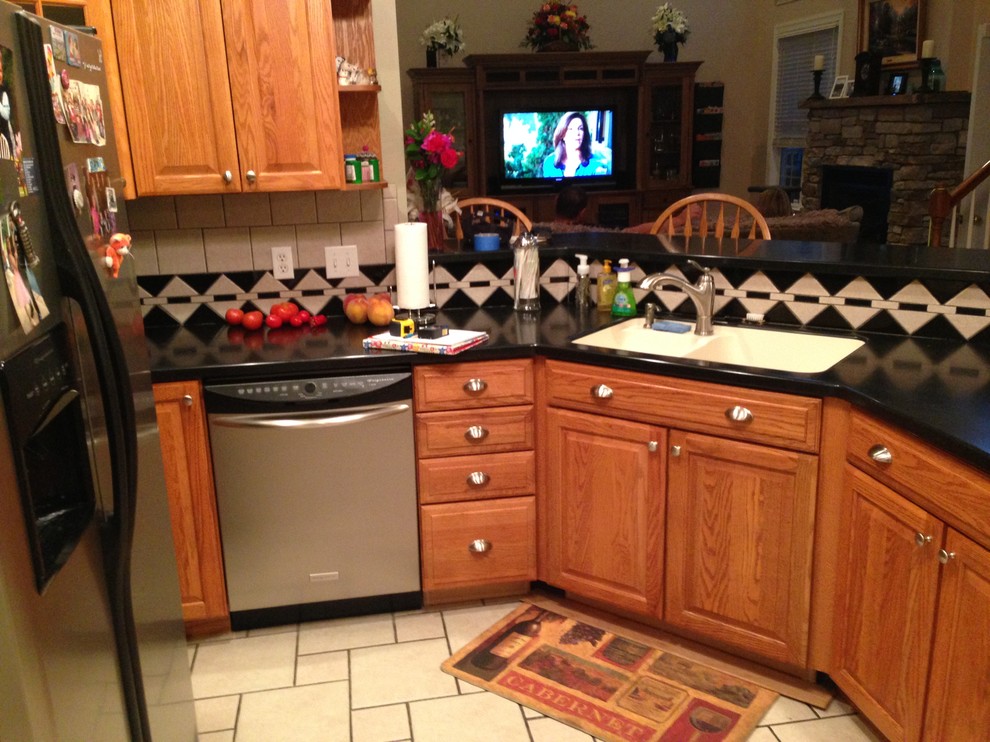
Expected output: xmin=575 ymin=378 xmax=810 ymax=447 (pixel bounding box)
xmin=210 ymin=402 xmax=411 ymax=430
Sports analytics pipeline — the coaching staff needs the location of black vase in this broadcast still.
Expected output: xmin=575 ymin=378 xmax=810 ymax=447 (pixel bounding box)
xmin=426 ymin=48 xmax=437 ymax=68
xmin=662 ymin=42 xmax=679 ymax=62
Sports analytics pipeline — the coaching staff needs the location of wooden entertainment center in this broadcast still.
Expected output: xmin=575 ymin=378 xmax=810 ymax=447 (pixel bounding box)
xmin=409 ymin=52 xmax=708 ymax=228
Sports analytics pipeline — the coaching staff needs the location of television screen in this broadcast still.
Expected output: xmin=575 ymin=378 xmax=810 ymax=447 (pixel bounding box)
xmin=502 ymin=110 xmax=614 ymax=182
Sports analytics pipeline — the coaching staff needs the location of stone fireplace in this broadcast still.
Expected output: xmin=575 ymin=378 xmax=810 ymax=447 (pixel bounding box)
xmin=801 ymin=93 xmax=970 ymax=245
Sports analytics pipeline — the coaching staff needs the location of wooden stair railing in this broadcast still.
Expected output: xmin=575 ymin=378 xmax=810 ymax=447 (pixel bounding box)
xmin=929 ymin=159 xmax=990 ymax=247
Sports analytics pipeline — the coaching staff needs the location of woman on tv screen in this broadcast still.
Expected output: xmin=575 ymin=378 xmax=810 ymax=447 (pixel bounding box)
xmin=541 ymin=111 xmax=610 ymax=178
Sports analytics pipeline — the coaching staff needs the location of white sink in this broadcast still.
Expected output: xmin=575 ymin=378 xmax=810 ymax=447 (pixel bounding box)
xmin=573 ymin=319 xmax=864 ymax=374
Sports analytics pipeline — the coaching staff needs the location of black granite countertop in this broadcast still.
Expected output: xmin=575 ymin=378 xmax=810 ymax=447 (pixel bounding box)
xmin=146 ymin=303 xmax=990 ymax=473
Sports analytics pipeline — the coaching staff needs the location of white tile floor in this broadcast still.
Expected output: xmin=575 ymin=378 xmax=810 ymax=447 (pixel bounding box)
xmin=188 ymin=598 xmax=882 ymax=742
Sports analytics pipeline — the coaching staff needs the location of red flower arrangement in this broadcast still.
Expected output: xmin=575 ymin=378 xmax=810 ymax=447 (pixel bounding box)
xmin=522 ymin=2 xmax=593 ymax=51
xmin=404 ymin=111 xmax=462 ymax=249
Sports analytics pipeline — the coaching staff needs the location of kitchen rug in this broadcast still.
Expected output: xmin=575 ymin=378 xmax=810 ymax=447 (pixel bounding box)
xmin=443 ymin=602 xmax=778 ymax=742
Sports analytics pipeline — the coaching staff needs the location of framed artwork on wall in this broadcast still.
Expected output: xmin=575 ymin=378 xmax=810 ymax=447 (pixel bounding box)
xmin=858 ymin=0 xmax=925 ymax=68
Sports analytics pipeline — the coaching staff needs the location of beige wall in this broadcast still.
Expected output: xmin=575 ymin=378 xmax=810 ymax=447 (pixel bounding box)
xmin=394 ymin=0 xmax=989 ymax=199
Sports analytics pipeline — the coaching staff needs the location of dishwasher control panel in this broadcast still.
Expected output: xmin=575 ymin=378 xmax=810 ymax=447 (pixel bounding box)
xmin=205 ymin=372 xmax=411 ymax=407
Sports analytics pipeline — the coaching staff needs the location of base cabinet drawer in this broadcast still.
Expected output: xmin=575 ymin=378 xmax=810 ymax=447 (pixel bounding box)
xmin=415 ymin=406 xmax=534 ymax=457
xmin=420 ymin=497 xmax=537 ymax=591
xmin=418 ymin=451 xmax=536 ymax=504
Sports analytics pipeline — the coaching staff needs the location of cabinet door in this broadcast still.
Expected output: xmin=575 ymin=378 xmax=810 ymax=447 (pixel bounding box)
xmin=832 ymin=465 xmax=942 ymax=742
xmin=221 ymin=0 xmax=343 ymax=191
xmin=923 ymin=529 xmax=990 ymax=741
xmin=410 ymin=71 xmax=477 ymax=195
xmin=112 ymin=0 xmax=240 ymax=194
xmin=153 ymin=381 xmax=228 ymax=633
xmin=665 ymin=431 xmax=817 ymax=667
xmin=543 ymin=408 xmax=665 ymax=617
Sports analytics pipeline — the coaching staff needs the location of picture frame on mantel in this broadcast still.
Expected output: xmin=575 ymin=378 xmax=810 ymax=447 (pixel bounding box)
xmin=859 ymin=0 xmax=926 ymax=69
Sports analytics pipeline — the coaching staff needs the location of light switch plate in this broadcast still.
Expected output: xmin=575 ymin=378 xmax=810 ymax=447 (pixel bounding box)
xmin=325 ymin=245 xmax=360 ymax=278
xmin=271 ymin=246 xmax=294 ymax=280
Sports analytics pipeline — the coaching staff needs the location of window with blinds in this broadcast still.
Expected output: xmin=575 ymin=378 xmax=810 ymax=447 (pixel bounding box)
xmin=774 ymin=26 xmax=839 ymax=147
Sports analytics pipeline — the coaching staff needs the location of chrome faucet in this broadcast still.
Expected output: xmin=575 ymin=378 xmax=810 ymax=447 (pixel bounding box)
xmin=639 ymin=260 xmax=715 ymax=336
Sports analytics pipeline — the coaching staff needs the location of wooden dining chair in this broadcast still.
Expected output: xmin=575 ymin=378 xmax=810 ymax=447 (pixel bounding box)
xmin=454 ymin=197 xmax=533 ymax=242
xmin=650 ymin=193 xmax=772 ymax=240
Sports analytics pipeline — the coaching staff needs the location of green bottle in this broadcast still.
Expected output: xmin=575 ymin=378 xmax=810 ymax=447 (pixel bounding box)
xmin=611 ymin=258 xmax=637 ymax=317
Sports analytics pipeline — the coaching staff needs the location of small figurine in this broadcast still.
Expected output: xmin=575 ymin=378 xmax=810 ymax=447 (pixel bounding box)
xmin=104 ymin=232 xmax=131 ymax=278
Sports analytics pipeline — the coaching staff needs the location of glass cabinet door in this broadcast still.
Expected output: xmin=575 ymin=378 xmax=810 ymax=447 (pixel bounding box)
xmin=409 ymin=69 xmax=477 ymax=195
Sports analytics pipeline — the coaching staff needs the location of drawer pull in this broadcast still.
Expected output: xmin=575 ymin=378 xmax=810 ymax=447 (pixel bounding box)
xmin=465 ymin=425 xmax=489 ymax=441
xmin=670 ymin=445 xmax=681 ymax=457
xmin=937 ymin=549 xmax=956 ymax=565
xmin=463 ymin=378 xmax=487 ymax=394
xmin=915 ymin=532 xmax=933 ymax=547
xmin=591 ymin=384 xmax=613 ymax=400
xmin=182 ymin=394 xmax=194 ymax=407
xmin=725 ymin=405 xmax=753 ymax=423
xmin=868 ymin=444 xmax=893 ymax=465
xmin=467 ymin=471 xmax=490 ymax=487
xmin=468 ymin=538 xmax=491 ymax=554
xmin=647 ymin=441 xmax=658 ymax=453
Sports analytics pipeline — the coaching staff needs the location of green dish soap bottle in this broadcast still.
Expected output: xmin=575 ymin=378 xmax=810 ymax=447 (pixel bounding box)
xmin=596 ymin=259 xmax=617 ymax=312
xmin=611 ymin=259 xmax=637 ymax=317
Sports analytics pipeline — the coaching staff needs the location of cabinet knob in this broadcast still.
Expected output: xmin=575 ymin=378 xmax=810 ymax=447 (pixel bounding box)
xmin=182 ymin=394 xmax=193 ymax=407
xmin=468 ymin=538 xmax=491 ymax=554
xmin=246 ymin=170 xmax=257 ymax=183
xmin=465 ymin=425 xmax=489 ymax=441
xmin=222 ymin=170 xmax=233 ymax=184
xmin=463 ymin=378 xmax=487 ymax=394
xmin=937 ymin=549 xmax=956 ymax=565
xmin=725 ymin=405 xmax=753 ymax=423
xmin=591 ymin=384 xmax=613 ymax=400
xmin=670 ymin=444 xmax=681 ymax=457
xmin=467 ymin=471 xmax=490 ymax=487
xmin=868 ymin=444 xmax=893 ymax=465
xmin=915 ymin=532 xmax=932 ymax=547
xmin=647 ymin=441 xmax=658 ymax=452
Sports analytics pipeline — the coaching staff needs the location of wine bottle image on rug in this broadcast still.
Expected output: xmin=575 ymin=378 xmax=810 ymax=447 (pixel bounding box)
xmin=458 ymin=606 xmax=546 ymax=679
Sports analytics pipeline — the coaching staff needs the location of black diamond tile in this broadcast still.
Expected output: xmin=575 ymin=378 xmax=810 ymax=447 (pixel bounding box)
xmin=222 ymin=271 xmax=263 ymax=292
xmin=716 ymin=267 xmax=760 ymax=292
xmin=141 ymin=305 xmax=179 ymax=328
xmin=911 ymin=314 xmax=965 ymax=342
xmin=805 ymin=305 xmax=852 ymax=331
xmin=918 ymin=277 xmax=975 ymax=305
xmin=184 ymin=305 xmax=223 ymax=327
xmin=181 ymin=273 xmax=221 ymax=294
xmin=859 ymin=275 xmax=915 ymax=301
xmin=814 ymin=272 xmax=855 ymax=296
xmin=137 ymin=275 xmax=172 ymax=297
xmin=857 ymin=310 xmax=904 ymax=335
xmin=764 ymin=303 xmax=800 ymax=327
xmin=439 ymin=288 xmax=476 ymax=310
xmin=361 ymin=264 xmax=395 ymax=285
xmin=967 ymin=324 xmax=990 ymax=346
xmin=717 ymin=298 xmax=748 ymax=320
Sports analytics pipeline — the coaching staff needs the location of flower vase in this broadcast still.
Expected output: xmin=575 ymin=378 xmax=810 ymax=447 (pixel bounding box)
xmin=426 ymin=48 xmax=437 ymax=68
xmin=421 ymin=210 xmax=447 ymax=252
xmin=661 ymin=43 xmax=679 ymax=62
xmin=538 ymin=40 xmax=579 ymax=53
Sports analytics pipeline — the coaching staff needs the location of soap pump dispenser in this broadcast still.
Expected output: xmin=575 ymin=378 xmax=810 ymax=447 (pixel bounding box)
xmin=596 ymin=259 xmax=616 ymax=312
xmin=574 ymin=253 xmax=591 ymax=309
xmin=611 ymin=259 xmax=637 ymax=317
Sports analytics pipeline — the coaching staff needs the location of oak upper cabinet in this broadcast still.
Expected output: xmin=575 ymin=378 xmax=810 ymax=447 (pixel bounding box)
xmin=665 ymin=431 xmax=817 ymax=668
xmin=153 ymin=381 xmax=229 ymax=636
xmin=112 ymin=0 xmax=344 ymax=195
xmin=543 ymin=407 xmax=665 ymax=617
xmin=830 ymin=408 xmax=990 ymax=742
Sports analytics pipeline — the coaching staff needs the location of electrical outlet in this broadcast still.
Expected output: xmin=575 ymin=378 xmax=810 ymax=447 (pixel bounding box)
xmin=271 ymin=246 xmax=294 ymax=280
xmin=325 ymin=245 xmax=360 ymax=279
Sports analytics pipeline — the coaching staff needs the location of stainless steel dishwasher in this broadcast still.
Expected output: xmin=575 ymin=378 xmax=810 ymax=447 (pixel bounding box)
xmin=204 ymin=371 xmax=420 ymax=630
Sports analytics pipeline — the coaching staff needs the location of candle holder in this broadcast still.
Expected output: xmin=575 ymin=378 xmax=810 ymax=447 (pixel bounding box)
xmin=810 ymin=69 xmax=825 ymax=100
xmin=918 ymin=57 xmax=935 ymax=93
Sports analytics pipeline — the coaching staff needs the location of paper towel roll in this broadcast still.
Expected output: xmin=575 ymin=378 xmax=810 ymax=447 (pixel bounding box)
xmin=395 ymin=222 xmax=430 ymax=310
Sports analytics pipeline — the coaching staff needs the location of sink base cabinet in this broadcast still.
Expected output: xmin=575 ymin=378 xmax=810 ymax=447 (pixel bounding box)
xmin=543 ymin=408 xmax=665 ymax=618
xmin=153 ymin=381 xmax=229 ymax=636
xmin=665 ymin=431 xmax=817 ymax=668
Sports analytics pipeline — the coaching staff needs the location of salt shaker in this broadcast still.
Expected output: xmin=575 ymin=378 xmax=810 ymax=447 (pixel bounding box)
xmin=513 ymin=232 xmax=540 ymax=313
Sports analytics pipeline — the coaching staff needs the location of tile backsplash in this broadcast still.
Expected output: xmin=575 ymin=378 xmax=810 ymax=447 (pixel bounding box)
xmin=126 ymin=188 xmax=398 ymax=276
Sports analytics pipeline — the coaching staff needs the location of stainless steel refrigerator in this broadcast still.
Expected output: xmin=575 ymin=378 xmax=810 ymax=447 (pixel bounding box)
xmin=0 ymin=4 xmax=196 ymax=740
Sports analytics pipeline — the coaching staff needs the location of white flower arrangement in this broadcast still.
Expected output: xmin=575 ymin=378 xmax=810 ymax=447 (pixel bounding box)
xmin=650 ymin=3 xmax=690 ymax=43
xmin=420 ymin=17 xmax=465 ymax=56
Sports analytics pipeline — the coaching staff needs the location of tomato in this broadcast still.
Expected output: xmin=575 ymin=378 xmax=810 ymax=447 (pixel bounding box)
xmin=309 ymin=314 xmax=328 ymax=327
xmin=225 ymin=308 xmax=244 ymax=325
xmin=241 ymin=310 xmax=264 ymax=331
xmin=265 ymin=313 xmax=283 ymax=329
xmin=274 ymin=302 xmax=299 ymax=320
xmin=296 ymin=310 xmax=311 ymax=323
xmin=288 ymin=313 xmax=306 ymax=328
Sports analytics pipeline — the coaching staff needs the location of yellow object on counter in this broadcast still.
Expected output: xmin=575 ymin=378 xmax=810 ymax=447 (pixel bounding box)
xmin=597 ymin=259 xmax=617 ymax=312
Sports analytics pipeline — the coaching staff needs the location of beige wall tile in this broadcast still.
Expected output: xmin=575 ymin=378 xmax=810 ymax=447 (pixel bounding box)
xmin=271 ymin=192 xmax=318 ymax=225
xmin=296 ymin=223 xmax=342 ymax=269
xmin=176 ymin=195 xmax=225 ymax=228
xmin=155 ymin=229 xmax=206 ymax=274
xmin=341 ymin=220 xmax=386 ymax=265
xmin=360 ymin=190 xmax=384 ymax=221
xmin=127 ymin=196 xmax=177 ymax=230
xmin=249 ymin=226 xmax=297 ymax=272
xmin=130 ymin=230 xmax=159 ymax=276
xmin=204 ymin=228 xmax=253 ymax=272
xmin=316 ymin=190 xmax=362 ymax=222
xmin=223 ymin=193 xmax=273 ymax=227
